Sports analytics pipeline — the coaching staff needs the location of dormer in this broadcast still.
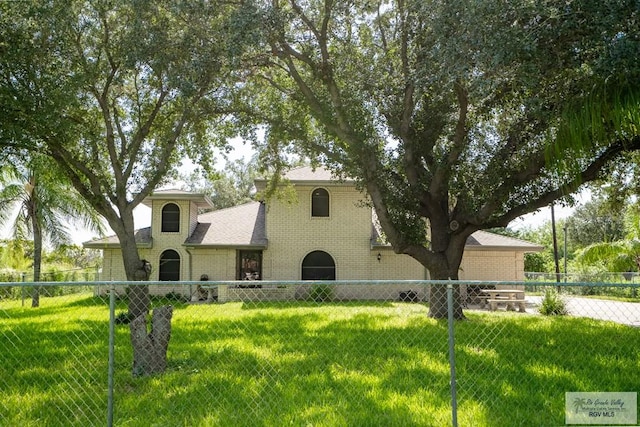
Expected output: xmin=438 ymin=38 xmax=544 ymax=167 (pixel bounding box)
xmin=142 ymin=190 xmax=214 ymax=240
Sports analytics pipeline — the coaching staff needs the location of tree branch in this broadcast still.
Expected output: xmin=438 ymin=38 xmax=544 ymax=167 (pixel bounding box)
xmin=483 ymin=135 xmax=640 ymax=227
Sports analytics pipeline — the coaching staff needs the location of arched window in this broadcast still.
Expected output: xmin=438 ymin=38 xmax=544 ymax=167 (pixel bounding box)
xmin=311 ymin=188 xmax=329 ymax=217
xmin=302 ymin=251 xmax=336 ymax=280
xmin=159 ymin=250 xmax=180 ymax=281
xmin=161 ymin=203 xmax=180 ymax=232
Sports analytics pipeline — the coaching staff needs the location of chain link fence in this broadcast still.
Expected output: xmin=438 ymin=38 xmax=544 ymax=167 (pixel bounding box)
xmin=0 ymin=280 xmax=638 ymax=426
xmin=0 ymin=267 xmax=100 ymax=301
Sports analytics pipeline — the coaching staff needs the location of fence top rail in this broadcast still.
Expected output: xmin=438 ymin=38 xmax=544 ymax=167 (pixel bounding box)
xmin=0 ymin=279 xmax=638 ymax=288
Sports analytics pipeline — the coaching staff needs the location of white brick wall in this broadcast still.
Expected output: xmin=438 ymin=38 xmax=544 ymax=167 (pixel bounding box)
xmin=96 ymin=184 xmax=530 ymax=298
xmin=264 ymin=184 xmax=424 ymax=281
xmin=460 ymin=250 xmax=526 ymax=281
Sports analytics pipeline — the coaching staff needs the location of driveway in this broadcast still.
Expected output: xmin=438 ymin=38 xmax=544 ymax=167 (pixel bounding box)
xmin=526 ymin=295 xmax=640 ymax=327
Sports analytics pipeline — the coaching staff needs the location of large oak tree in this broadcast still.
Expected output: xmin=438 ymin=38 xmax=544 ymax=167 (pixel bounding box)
xmin=0 ymin=0 xmax=256 ymax=373
xmin=251 ymin=0 xmax=640 ymax=318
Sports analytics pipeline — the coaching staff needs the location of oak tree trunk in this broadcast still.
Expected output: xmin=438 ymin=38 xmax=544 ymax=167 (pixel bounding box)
xmin=428 ymin=270 xmax=465 ymax=320
xmin=130 ymin=305 xmax=173 ymax=376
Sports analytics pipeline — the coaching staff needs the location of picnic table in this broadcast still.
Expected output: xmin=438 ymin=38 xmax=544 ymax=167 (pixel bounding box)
xmin=481 ymin=289 xmax=526 ymax=312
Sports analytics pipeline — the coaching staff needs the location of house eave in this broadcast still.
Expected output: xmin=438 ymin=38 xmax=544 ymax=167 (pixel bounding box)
xmin=183 ymin=242 xmax=268 ymax=250
xmin=369 ymin=241 xmax=543 ymax=253
xmin=83 ymin=241 xmax=153 ymax=250
xmin=464 ymin=245 xmax=544 ymax=252
xmin=142 ymin=191 xmax=214 ymax=208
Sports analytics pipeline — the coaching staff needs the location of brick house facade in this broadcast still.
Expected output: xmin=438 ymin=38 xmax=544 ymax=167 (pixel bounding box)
xmin=85 ymin=167 xmax=542 ymax=300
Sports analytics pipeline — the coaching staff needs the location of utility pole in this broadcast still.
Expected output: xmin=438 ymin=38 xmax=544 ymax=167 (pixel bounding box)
xmin=551 ymin=204 xmax=561 ymax=291
xmin=563 ymin=222 xmax=568 ymax=283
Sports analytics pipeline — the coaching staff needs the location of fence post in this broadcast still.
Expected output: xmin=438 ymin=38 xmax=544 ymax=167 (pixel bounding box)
xmin=21 ymin=273 xmax=26 ymax=307
xmin=107 ymin=285 xmax=116 ymax=427
xmin=447 ymin=282 xmax=458 ymax=427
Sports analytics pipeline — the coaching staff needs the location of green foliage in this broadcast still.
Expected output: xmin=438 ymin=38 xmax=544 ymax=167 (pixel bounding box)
xmin=539 ymin=289 xmax=568 ymax=316
xmin=524 ymin=252 xmax=547 ymax=273
xmin=0 ymin=154 xmax=104 ymax=248
xmin=308 ymin=284 xmax=334 ymax=302
xmin=179 ymin=158 xmax=258 ymax=210
xmin=44 ymin=244 xmax=102 ymax=269
xmin=578 ymin=240 xmax=640 ymax=272
xmin=0 ymin=239 xmax=32 ymax=271
xmin=2 ymin=296 xmax=640 ymax=425
xmin=250 ymin=0 xmax=640 ymax=291
xmin=565 ymin=197 xmax=626 ymax=247
xmin=0 ymin=1 xmax=258 ymax=286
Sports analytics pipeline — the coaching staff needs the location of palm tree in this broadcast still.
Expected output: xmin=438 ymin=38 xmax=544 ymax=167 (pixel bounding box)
xmin=578 ymin=204 xmax=640 ymax=275
xmin=0 ymin=155 xmax=104 ymax=307
xmin=578 ymin=240 xmax=640 ymax=273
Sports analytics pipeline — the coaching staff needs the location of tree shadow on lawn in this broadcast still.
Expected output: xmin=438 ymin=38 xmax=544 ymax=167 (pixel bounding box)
xmin=116 ymin=306 xmax=640 ymax=426
xmin=454 ymin=312 xmax=640 ymax=426
xmin=115 ymin=305 xmax=453 ymax=426
xmin=4 ymin=298 xmax=638 ymax=426
xmin=0 ymin=314 xmax=111 ymax=426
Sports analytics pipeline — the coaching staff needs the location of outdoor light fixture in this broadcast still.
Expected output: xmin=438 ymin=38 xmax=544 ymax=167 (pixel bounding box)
xmin=377 ymin=253 xmax=381 ymax=262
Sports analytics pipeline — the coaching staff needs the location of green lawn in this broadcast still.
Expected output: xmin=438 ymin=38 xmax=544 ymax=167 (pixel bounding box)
xmin=1 ymin=294 xmax=638 ymax=426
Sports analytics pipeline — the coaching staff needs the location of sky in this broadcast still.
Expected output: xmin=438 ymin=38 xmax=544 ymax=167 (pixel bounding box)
xmin=509 ymin=199 xmax=585 ymax=230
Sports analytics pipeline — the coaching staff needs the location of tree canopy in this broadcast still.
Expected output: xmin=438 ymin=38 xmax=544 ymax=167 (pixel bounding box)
xmin=0 ymin=0 xmax=258 ymax=374
xmin=178 ymin=157 xmax=259 ymax=210
xmin=249 ymin=0 xmax=640 ymax=317
xmin=0 ymin=0 xmax=257 ymax=317
xmin=566 ymin=196 xmax=626 ymax=247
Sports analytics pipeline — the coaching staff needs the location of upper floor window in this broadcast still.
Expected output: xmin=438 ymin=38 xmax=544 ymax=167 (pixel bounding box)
xmin=311 ymin=188 xmax=329 ymax=217
xmin=161 ymin=203 xmax=180 ymax=232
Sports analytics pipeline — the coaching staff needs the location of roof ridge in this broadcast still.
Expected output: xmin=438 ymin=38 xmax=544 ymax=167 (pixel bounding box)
xmin=471 ymin=229 xmax=544 ymax=248
xmin=198 ymin=200 xmax=261 ymax=217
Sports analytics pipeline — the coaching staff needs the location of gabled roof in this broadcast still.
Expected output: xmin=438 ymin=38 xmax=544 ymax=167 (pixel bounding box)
xmin=464 ymin=230 xmax=543 ymax=251
xmin=85 ymin=182 xmax=541 ymax=252
xmin=83 ymin=227 xmax=153 ymax=249
xmin=371 ymin=227 xmax=543 ymax=252
xmin=185 ymin=202 xmax=267 ymax=248
xmin=84 ymin=201 xmax=267 ymax=249
xmin=255 ymin=166 xmax=354 ymax=188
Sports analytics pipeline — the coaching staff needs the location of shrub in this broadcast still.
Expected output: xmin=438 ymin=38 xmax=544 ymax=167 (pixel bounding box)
xmin=539 ymin=289 xmax=568 ymax=316
xmin=114 ymin=311 xmax=134 ymax=325
xmin=165 ymin=291 xmax=189 ymax=302
xmin=309 ymin=284 xmax=334 ymax=302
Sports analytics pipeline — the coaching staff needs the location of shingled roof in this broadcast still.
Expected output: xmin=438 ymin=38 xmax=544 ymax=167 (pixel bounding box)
xmin=83 ymin=227 xmax=153 ymax=248
xmin=185 ymin=202 xmax=267 ymax=248
xmin=85 ymin=167 xmax=541 ymax=253
xmin=84 ymin=202 xmax=267 ymax=249
xmin=464 ymin=230 xmax=543 ymax=251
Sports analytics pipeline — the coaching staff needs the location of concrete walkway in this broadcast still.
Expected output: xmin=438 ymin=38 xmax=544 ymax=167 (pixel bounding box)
xmin=526 ymin=295 xmax=640 ymax=327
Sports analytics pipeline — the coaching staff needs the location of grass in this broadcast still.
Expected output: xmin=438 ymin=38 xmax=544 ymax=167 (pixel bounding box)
xmin=1 ymin=294 xmax=639 ymax=426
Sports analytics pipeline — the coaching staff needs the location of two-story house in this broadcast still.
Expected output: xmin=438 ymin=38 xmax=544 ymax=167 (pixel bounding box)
xmin=85 ymin=166 xmax=542 ymax=301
